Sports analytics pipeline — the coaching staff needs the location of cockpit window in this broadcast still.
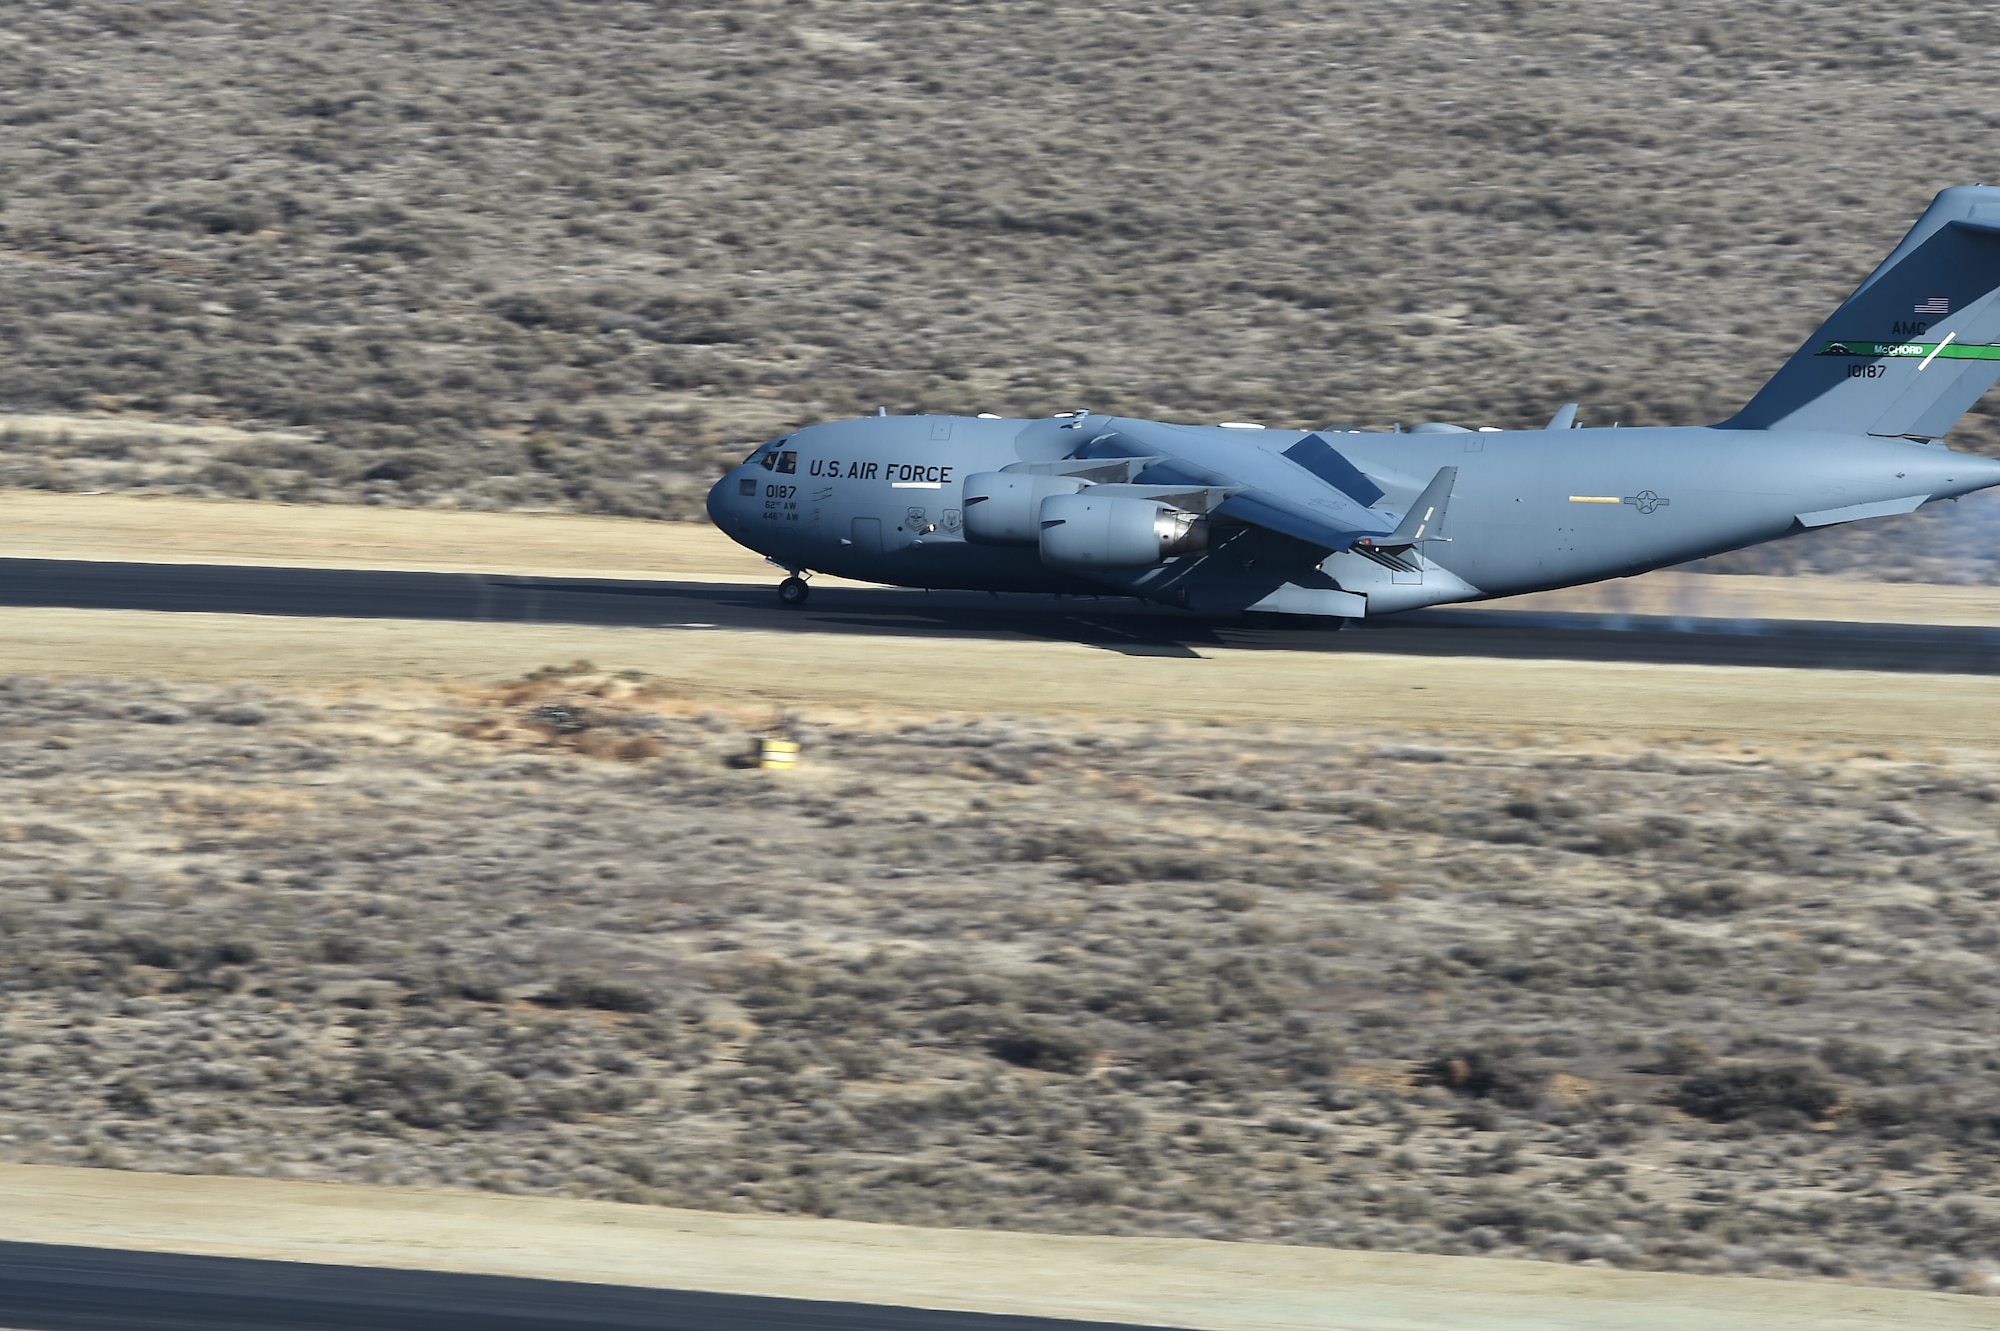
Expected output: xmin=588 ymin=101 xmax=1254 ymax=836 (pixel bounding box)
xmin=775 ymin=450 xmax=797 ymax=474
xmin=747 ymin=436 xmax=791 ymax=469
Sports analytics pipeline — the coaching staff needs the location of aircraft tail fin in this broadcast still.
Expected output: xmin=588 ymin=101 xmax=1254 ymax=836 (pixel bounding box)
xmin=1724 ymin=185 xmax=2000 ymax=440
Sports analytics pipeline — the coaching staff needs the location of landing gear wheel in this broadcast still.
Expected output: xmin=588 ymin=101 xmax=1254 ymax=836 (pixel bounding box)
xmin=778 ymin=576 xmax=810 ymax=608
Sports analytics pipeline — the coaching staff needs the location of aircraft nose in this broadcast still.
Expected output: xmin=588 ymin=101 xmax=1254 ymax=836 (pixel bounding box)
xmin=706 ymin=472 xmax=736 ymax=527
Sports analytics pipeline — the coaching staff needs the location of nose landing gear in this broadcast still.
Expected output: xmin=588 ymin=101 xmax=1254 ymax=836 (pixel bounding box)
xmin=765 ymin=558 xmax=813 ymax=608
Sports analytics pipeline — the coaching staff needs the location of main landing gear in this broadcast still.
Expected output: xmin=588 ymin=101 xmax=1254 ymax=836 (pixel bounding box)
xmin=777 ymin=575 xmax=811 ymax=608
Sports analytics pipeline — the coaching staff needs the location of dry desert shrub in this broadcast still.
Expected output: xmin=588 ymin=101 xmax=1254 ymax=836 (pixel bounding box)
xmin=3 ymin=671 xmax=2000 ymax=1291
xmin=0 ymin=4 xmax=1995 ymax=575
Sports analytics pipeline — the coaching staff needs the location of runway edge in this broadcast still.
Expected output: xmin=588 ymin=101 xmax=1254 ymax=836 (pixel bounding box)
xmin=0 ymin=1164 xmax=1990 ymax=1331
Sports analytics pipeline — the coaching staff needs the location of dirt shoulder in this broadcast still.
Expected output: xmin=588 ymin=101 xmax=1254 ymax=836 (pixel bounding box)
xmin=0 ymin=489 xmax=779 ymax=584
xmin=6 ymin=489 xmax=2000 ymax=626
xmin=5 ymin=668 xmax=2000 ymax=1298
xmin=0 ymin=1165 xmax=1981 ymax=1331
xmin=3 ymin=604 xmax=2000 ymax=748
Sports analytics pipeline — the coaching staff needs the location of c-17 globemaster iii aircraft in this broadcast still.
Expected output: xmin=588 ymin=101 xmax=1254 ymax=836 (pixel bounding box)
xmin=709 ymin=185 xmax=2000 ymax=619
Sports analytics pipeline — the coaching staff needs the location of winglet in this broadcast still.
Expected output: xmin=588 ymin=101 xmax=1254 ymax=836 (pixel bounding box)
xmin=1546 ymin=403 xmax=1578 ymax=431
xmin=1356 ymin=466 xmax=1458 ymax=551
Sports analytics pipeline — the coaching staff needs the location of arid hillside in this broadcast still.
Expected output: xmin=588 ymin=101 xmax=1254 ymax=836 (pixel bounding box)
xmin=0 ymin=0 xmax=1996 ymax=556
xmin=4 ymin=668 xmax=2000 ymax=1294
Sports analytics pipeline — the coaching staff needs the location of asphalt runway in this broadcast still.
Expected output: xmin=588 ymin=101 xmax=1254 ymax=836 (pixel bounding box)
xmin=0 ymin=1240 xmax=1165 ymax=1331
xmin=1 ymin=557 xmax=1996 ymax=674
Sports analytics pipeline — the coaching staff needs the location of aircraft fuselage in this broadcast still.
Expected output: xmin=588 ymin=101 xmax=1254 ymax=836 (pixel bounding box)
xmin=706 ymin=414 xmax=2000 ymax=614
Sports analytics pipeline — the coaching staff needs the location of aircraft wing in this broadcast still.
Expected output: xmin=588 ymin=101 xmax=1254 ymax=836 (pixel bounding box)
xmin=1086 ymin=421 xmax=1398 ymax=551
xmin=1212 ymin=491 xmax=1380 ymax=551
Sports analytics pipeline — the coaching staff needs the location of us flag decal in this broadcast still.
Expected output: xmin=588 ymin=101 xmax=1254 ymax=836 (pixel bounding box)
xmin=1914 ymin=297 xmax=1951 ymax=315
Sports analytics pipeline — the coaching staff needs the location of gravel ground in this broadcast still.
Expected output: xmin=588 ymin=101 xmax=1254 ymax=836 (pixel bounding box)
xmin=0 ymin=2 xmax=1997 ymax=577
xmin=4 ymin=667 xmax=2000 ymax=1294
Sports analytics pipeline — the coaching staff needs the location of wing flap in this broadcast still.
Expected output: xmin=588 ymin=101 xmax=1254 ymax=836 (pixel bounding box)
xmin=1215 ymin=493 xmax=1376 ymax=551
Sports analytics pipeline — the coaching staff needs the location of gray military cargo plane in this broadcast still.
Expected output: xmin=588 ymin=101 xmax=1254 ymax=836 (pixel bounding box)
xmin=709 ymin=185 xmax=2000 ymax=619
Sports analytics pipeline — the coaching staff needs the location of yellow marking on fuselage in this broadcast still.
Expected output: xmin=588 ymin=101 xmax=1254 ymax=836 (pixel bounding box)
xmin=1569 ymin=495 xmax=1621 ymax=504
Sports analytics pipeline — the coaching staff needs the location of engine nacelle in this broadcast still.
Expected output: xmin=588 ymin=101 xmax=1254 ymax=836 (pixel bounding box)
xmin=1038 ymin=493 xmax=1209 ymax=569
xmin=961 ymin=472 xmax=1087 ymax=545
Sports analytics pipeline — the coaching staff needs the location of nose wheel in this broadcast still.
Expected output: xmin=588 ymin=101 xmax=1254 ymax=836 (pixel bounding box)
xmin=777 ymin=576 xmax=811 ymax=608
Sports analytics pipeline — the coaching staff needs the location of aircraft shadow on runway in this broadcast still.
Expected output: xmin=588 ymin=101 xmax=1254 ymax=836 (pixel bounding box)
xmin=1 ymin=558 xmax=1995 ymax=674
xmin=784 ymin=591 xmax=2000 ymax=672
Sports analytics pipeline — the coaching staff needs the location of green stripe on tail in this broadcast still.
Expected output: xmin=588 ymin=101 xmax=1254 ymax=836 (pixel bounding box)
xmin=1816 ymin=341 xmax=2000 ymax=361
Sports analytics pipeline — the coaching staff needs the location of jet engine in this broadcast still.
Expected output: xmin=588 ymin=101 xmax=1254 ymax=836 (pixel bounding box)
xmin=1038 ymin=493 xmax=1208 ymax=569
xmin=961 ymin=472 xmax=1087 ymax=545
